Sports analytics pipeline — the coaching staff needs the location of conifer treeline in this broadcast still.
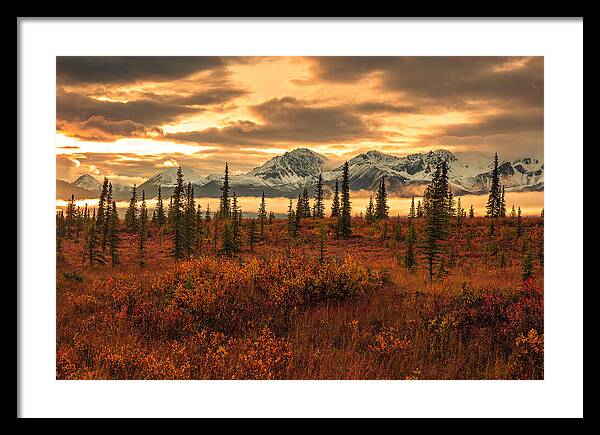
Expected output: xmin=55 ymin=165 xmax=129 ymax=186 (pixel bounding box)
xmin=57 ymin=153 xmax=539 ymax=276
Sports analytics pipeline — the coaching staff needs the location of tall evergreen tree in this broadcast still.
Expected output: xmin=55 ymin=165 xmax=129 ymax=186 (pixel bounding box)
xmin=138 ymin=190 xmax=148 ymax=267
xmin=456 ymin=197 xmax=463 ymax=228
xmin=295 ymin=193 xmax=303 ymax=229
xmin=195 ymin=206 xmax=203 ymax=255
xmin=171 ymin=167 xmax=186 ymax=259
xmin=486 ymin=153 xmax=502 ymax=218
xmin=409 ymin=196 xmax=416 ymax=219
xmin=500 ymin=185 xmax=507 ymax=217
xmin=124 ymin=184 xmax=138 ymax=232
xmin=184 ymin=182 xmax=197 ymax=258
xmin=338 ymin=162 xmax=352 ymax=237
xmin=330 ymin=179 xmax=340 ymax=217
xmin=248 ymin=218 xmax=258 ymax=252
xmin=374 ymin=176 xmax=389 ymax=220
xmin=313 ymin=174 xmax=325 ymax=218
xmin=258 ymin=191 xmax=267 ymax=238
xmin=204 ymin=205 xmax=212 ymax=245
xmin=422 ymin=162 xmax=450 ymax=281
xmin=510 ymin=204 xmax=517 ymax=219
xmin=86 ymin=216 xmax=106 ymax=267
xmin=287 ymin=198 xmax=297 ymax=239
xmin=96 ymin=177 xmax=109 ymax=234
xmin=220 ymin=222 xmax=235 ymax=257
xmin=231 ymin=193 xmax=242 ymax=251
xmin=65 ymin=194 xmax=76 ymax=238
xmin=219 ymin=163 xmax=231 ymax=219
xmin=108 ymin=200 xmax=119 ymax=267
xmin=405 ymin=218 xmax=417 ymax=271
xmin=101 ymin=182 xmax=113 ymax=252
xmin=154 ymin=185 xmax=167 ymax=228
xmin=447 ymin=187 xmax=456 ymax=220
xmin=365 ymin=196 xmax=375 ymax=223
xmin=416 ymin=200 xmax=424 ymax=218
xmin=516 ymin=206 xmax=523 ymax=238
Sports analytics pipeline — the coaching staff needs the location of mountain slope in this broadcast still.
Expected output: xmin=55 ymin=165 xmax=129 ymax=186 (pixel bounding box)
xmin=57 ymin=148 xmax=544 ymax=200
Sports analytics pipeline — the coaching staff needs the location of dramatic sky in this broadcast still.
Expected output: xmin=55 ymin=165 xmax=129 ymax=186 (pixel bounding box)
xmin=56 ymin=56 xmax=543 ymax=186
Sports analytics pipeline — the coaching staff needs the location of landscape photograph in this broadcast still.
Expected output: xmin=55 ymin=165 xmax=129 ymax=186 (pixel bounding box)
xmin=55 ymin=56 xmax=544 ymax=380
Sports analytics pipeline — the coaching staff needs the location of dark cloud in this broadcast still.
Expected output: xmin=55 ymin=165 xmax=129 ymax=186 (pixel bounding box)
xmin=57 ymin=86 xmax=247 ymax=140
xmin=354 ymin=102 xmax=418 ymax=114
xmin=166 ymin=97 xmax=379 ymax=146
xmin=439 ymin=111 xmax=543 ymax=138
xmin=178 ymin=88 xmax=248 ymax=106
xmin=310 ymin=56 xmax=544 ymax=108
xmin=57 ymin=91 xmax=196 ymax=127
xmin=57 ymin=116 xmax=163 ymax=142
xmin=57 ymin=56 xmax=227 ymax=85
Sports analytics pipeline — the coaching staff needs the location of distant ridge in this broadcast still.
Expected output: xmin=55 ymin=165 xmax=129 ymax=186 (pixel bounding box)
xmin=56 ymin=148 xmax=543 ymax=200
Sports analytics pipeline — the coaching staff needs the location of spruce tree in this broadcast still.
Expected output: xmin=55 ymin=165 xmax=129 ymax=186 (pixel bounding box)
xmin=516 ymin=206 xmax=523 ymax=238
xmin=456 ymin=197 xmax=463 ymax=228
xmin=138 ymin=190 xmax=148 ymax=267
xmin=167 ymin=196 xmax=174 ymax=226
xmin=409 ymin=196 xmax=416 ymax=219
xmin=365 ymin=196 xmax=375 ymax=223
xmin=219 ymin=163 xmax=231 ymax=219
xmin=194 ymin=206 xmax=203 ymax=255
xmin=65 ymin=194 xmax=76 ymax=238
xmin=313 ymin=174 xmax=325 ymax=218
xmin=500 ymin=185 xmax=507 ymax=217
xmin=338 ymin=162 xmax=352 ymax=237
xmin=96 ymin=177 xmax=109 ymax=234
xmin=374 ymin=177 xmax=389 ymax=220
xmin=422 ymin=162 xmax=450 ymax=281
xmin=231 ymin=193 xmax=242 ymax=251
xmin=101 ymin=182 xmax=113 ymax=252
xmin=258 ymin=191 xmax=267 ymax=238
xmin=416 ymin=200 xmax=424 ymax=218
xmin=486 ymin=153 xmax=501 ymax=218
xmin=287 ymin=198 xmax=297 ymax=239
xmin=184 ymin=182 xmax=197 ymax=258
xmin=330 ymin=179 xmax=340 ymax=217
xmin=124 ymin=184 xmax=138 ymax=232
xmin=108 ymin=200 xmax=119 ymax=267
xmin=295 ymin=193 xmax=303 ymax=230
xmin=405 ymin=218 xmax=416 ymax=271
xmin=469 ymin=204 xmax=475 ymax=218
xmin=511 ymin=204 xmax=517 ymax=219
xmin=220 ymin=222 xmax=235 ymax=257
xmin=171 ymin=167 xmax=186 ymax=259
xmin=268 ymin=211 xmax=275 ymax=224
xmin=205 ymin=205 xmax=212 ymax=247
xmin=447 ymin=188 xmax=456 ymax=221
xmin=154 ymin=185 xmax=167 ymax=228
xmin=301 ymin=187 xmax=311 ymax=218
xmin=86 ymin=216 xmax=106 ymax=267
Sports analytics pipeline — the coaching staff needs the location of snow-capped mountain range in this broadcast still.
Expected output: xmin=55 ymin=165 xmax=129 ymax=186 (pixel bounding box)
xmin=56 ymin=148 xmax=543 ymax=200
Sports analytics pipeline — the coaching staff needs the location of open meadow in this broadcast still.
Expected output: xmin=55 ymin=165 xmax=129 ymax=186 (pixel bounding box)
xmin=56 ymin=213 xmax=544 ymax=380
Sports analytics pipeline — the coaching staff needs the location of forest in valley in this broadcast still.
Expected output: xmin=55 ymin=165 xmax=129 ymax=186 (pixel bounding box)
xmin=56 ymin=153 xmax=544 ymax=380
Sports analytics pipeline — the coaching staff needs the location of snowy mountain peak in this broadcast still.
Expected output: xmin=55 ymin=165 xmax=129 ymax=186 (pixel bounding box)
xmin=73 ymin=174 xmax=102 ymax=191
xmin=143 ymin=166 xmax=206 ymax=187
xmin=247 ymin=147 xmax=327 ymax=184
